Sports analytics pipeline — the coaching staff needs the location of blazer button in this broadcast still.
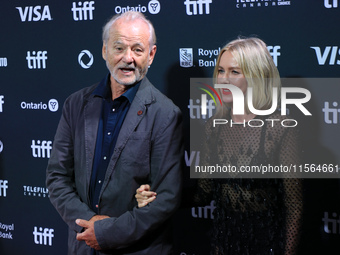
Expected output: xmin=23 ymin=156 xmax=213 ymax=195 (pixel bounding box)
xmin=137 ymin=110 xmax=143 ymax=115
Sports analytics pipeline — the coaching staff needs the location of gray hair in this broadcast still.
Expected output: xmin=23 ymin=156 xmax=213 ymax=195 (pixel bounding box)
xmin=102 ymin=11 xmax=156 ymax=51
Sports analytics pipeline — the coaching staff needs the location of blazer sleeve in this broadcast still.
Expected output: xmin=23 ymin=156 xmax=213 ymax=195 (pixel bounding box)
xmin=94 ymin=106 xmax=184 ymax=250
xmin=46 ymin=95 xmax=96 ymax=233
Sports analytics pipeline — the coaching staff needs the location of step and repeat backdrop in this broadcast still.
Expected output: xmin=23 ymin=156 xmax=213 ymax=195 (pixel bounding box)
xmin=0 ymin=0 xmax=340 ymax=254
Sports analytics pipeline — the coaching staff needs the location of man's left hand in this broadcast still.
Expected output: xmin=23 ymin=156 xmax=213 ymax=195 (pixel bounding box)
xmin=76 ymin=219 xmax=101 ymax=250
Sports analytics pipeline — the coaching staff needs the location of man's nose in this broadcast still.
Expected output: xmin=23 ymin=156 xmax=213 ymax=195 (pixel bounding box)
xmin=123 ymin=49 xmax=133 ymax=63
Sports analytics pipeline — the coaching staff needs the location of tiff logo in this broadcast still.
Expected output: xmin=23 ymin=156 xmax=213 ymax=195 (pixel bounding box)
xmin=311 ymin=46 xmax=340 ymax=65
xmin=26 ymin=51 xmax=47 ymax=69
xmin=16 ymin=5 xmax=52 ymax=22
xmin=192 ymin=200 xmax=215 ymax=219
xmin=33 ymin=227 xmax=54 ymax=246
xmin=324 ymin=0 xmax=338 ymax=8
xmin=0 ymin=57 xmax=7 ymax=67
xmin=322 ymin=212 xmax=340 ymax=234
xmin=0 ymin=95 xmax=4 ymax=112
xmin=184 ymin=0 xmax=212 ymax=15
xmin=0 ymin=180 xmax=8 ymax=197
xmin=322 ymin=101 xmax=340 ymax=124
xmin=188 ymin=98 xmax=215 ymax=119
xmin=267 ymin=45 xmax=281 ymax=66
xmin=72 ymin=1 xmax=95 ymax=21
xmin=31 ymin=140 xmax=52 ymax=158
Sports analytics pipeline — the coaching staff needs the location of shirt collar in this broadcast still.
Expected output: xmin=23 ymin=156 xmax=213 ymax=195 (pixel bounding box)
xmin=93 ymin=73 xmax=141 ymax=103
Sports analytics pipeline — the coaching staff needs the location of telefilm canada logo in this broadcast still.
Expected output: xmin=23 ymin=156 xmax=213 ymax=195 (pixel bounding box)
xmin=235 ymin=0 xmax=292 ymax=8
xmin=23 ymin=185 xmax=49 ymax=198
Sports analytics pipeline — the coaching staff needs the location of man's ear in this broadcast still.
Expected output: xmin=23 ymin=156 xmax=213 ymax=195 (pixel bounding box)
xmin=148 ymin=45 xmax=157 ymax=66
xmin=102 ymin=43 xmax=107 ymax=61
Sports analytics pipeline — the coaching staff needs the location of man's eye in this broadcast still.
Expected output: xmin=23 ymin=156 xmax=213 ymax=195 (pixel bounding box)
xmin=115 ymin=47 xmax=123 ymax=52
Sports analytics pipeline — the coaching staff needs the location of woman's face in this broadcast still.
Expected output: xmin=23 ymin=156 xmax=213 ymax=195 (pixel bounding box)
xmin=217 ymin=50 xmax=248 ymax=104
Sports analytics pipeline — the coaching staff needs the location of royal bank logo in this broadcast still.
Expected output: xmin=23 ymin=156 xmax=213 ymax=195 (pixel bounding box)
xmin=311 ymin=46 xmax=340 ymax=65
xmin=179 ymin=48 xmax=193 ymax=68
xmin=16 ymin=5 xmax=52 ymax=22
xmin=184 ymin=0 xmax=212 ymax=15
xmin=78 ymin=50 xmax=94 ymax=69
xmin=324 ymin=0 xmax=338 ymax=8
xmin=115 ymin=0 xmax=161 ymax=15
xmin=71 ymin=1 xmax=95 ymax=21
xmin=21 ymin=99 xmax=59 ymax=112
xmin=0 ymin=223 xmax=14 ymax=240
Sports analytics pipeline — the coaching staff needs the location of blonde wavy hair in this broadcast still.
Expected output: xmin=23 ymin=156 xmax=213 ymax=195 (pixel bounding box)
xmin=213 ymin=37 xmax=281 ymax=117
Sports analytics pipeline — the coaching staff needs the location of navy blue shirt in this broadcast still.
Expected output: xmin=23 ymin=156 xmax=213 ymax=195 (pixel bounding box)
xmin=90 ymin=75 xmax=140 ymax=213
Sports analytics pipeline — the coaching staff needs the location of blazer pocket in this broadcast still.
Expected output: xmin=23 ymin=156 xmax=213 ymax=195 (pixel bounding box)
xmin=121 ymin=131 xmax=151 ymax=177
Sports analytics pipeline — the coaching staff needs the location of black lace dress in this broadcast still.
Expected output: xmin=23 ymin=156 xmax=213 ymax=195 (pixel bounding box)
xmin=196 ymin=112 xmax=303 ymax=255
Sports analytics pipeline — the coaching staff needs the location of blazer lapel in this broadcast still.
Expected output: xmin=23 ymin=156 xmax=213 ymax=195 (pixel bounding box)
xmin=84 ymin=95 xmax=102 ymax=189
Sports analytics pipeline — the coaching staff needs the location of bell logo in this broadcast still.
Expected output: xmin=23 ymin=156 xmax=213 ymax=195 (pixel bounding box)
xmin=78 ymin=50 xmax=94 ymax=69
xmin=16 ymin=5 xmax=52 ymax=22
xmin=33 ymin=227 xmax=54 ymax=246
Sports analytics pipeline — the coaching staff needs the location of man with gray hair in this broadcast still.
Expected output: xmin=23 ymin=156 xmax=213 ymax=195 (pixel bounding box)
xmin=46 ymin=11 xmax=183 ymax=255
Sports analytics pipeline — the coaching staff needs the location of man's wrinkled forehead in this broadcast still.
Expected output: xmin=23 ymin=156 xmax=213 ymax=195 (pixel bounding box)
xmin=108 ymin=19 xmax=151 ymax=46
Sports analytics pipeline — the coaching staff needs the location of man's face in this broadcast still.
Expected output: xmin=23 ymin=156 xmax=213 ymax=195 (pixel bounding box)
xmin=102 ymin=18 xmax=156 ymax=87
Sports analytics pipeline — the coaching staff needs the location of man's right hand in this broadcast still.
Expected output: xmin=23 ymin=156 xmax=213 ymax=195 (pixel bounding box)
xmin=135 ymin=184 xmax=157 ymax=208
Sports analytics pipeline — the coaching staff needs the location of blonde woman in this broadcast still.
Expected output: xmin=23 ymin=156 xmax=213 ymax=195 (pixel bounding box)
xmin=137 ymin=37 xmax=303 ymax=255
